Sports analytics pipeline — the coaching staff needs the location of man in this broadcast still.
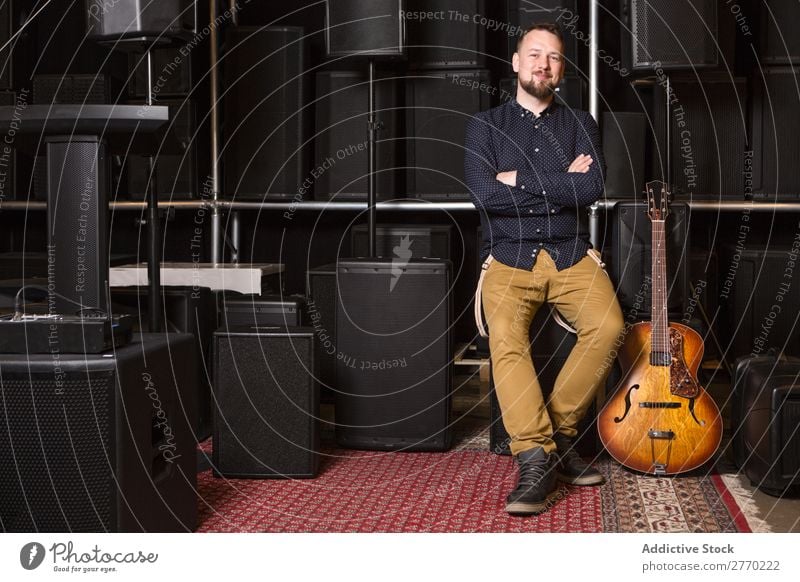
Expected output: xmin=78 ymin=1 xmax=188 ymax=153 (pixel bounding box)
xmin=464 ymin=23 xmax=624 ymax=516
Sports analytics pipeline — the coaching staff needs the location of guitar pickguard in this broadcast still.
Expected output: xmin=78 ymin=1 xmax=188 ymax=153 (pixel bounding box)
xmin=668 ymin=328 xmax=701 ymax=399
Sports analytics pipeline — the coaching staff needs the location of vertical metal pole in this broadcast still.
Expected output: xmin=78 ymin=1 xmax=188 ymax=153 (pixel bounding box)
xmin=367 ymin=59 xmax=377 ymax=258
xmin=665 ymin=76 xmax=672 ymax=185
xmin=210 ymin=0 xmax=223 ymax=263
xmin=230 ymin=211 xmax=240 ymax=263
xmin=146 ymin=48 xmax=162 ymax=332
xmin=588 ymin=0 xmax=601 ymax=249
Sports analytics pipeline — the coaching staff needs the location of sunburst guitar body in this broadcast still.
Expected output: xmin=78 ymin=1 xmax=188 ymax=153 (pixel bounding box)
xmin=597 ymin=181 xmax=722 ymax=475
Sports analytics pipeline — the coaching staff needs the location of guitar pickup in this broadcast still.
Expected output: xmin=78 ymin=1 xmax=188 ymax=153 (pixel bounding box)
xmin=648 ymin=429 xmax=675 ymax=440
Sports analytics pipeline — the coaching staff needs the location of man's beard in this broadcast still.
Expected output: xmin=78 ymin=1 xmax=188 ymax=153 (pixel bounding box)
xmin=519 ymin=73 xmax=557 ymax=100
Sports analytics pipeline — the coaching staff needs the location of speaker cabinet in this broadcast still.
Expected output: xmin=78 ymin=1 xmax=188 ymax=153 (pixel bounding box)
xmin=732 ymin=355 xmax=800 ymax=496
xmin=627 ymin=0 xmax=718 ymax=69
xmin=213 ymin=326 xmax=320 ymax=478
xmin=602 ymin=112 xmax=646 ymax=198
xmin=85 ymin=0 xmax=195 ymax=42
xmin=224 ymin=26 xmax=309 ymax=200
xmin=0 ymin=91 xmax=15 ymax=199
xmin=111 ymin=287 xmax=215 ymax=439
xmin=0 ymin=2 xmax=10 ymax=90
xmin=326 ymin=0 xmax=405 ymax=58
xmin=751 ymin=67 xmax=800 ymax=198
xmin=314 ymin=71 xmax=400 ymax=200
xmin=0 ymin=333 xmax=198 ymax=532
xmin=407 ymin=0 xmax=485 ymax=68
xmin=608 ymin=201 xmax=689 ymax=318
xmin=221 ymin=295 xmax=307 ymax=327
xmin=350 ymin=224 xmax=452 ymax=260
xmin=722 ymin=247 xmax=800 ymax=359
xmin=32 ymin=74 xmax=109 ymax=104
xmin=126 ymin=99 xmax=197 ymax=199
xmin=651 ymin=75 xmax=748 ymax=198
xmin=760 ymin=0 xmax=800 ymax=65
xmin=307 ymin=264 xmax=338 ymax=392
xmin=335 ymin=259 xmax=452 ymax=450
xmin=406 ymin=69 xmax=491 ymax=200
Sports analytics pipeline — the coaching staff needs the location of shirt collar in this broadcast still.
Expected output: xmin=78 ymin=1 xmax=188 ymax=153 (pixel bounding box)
xmin=510 ymin=97 xmax=559 ymax=118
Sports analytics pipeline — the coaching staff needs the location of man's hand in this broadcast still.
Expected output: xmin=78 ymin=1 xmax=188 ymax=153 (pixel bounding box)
xmin=568 ymin=154 xmax=593 ymax=173
xmin=496 ymin=171 xmax=517 ymax=186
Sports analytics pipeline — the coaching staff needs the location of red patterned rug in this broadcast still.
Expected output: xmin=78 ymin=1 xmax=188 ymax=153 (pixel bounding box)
xmin=196 ymin=447 xmax=752 ymax=533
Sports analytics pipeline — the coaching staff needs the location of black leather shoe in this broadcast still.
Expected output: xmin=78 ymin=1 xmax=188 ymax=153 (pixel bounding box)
xmin=505 ymin=447 xmax=559 ymax=515
xmin=552 ymin=432 xmax=605 ymax=486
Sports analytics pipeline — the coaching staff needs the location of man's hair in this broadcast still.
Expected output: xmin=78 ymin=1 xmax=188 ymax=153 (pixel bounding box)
xmin=515 ymin=22 xmax=564 ymax=52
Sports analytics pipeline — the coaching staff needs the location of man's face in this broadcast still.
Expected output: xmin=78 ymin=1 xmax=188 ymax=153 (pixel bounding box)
xmin=512 ymin=29 xmax=565 ymax=100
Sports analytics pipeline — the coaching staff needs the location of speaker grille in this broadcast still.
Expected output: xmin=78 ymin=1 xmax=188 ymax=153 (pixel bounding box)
xmin=335 ymin=260 xmax=452 ymax=450
xmin=407 ymin=0 xmax=485 ymax=68
xmin=213 ymin=331 xmax=319 ymax=478
xmin=631 ymin=0 xmax=717 ymax=69
xmin=326 ymin=0 xmax=405 ymax=57
xmin=0 ymin=371 xmax=114 ymax=532
xmin=761 ymin=0 xmax=800 ymax=64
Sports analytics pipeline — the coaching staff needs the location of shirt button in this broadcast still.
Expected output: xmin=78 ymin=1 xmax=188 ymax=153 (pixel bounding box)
xmin=520 ymin=185 xmax=525 ymax=190
xmin=542 ymin=190 xmax=546 ymax=195
xmin=539 ymin=243 xmax=544 ymax=247
xmin=550 ymin=208 xmax=556 ymax=213
xmin=521 ymin=113 xmax=525 ymax=117
xmin=534 ymin=125 xmax=540 ymax=129
xmin=536 ymin=228 xmax=541 ymax=233
xmin=528 ymin=209 xmax=533 ymax=214
xmin=534 ymin=148 xmax=539 ymax=152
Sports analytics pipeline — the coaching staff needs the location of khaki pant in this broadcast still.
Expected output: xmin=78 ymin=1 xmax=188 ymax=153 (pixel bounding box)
xmin=482 ymin=250 xmax=624 ymax=456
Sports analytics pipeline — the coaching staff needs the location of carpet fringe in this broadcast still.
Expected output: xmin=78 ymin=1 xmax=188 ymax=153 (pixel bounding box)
xmin=720 ymin=474 xmax=773 ymax=533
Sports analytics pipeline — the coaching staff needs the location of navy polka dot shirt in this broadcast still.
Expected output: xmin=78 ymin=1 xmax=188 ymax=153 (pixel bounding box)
xmin=465 ymin=98 xmax=606 ymax=271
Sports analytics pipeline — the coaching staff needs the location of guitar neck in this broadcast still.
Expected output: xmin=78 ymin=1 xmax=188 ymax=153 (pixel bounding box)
xmin=651 ymin=219 xmax=670 ymax=366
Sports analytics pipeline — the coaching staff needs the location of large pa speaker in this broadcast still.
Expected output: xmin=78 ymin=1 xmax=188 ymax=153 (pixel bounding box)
xmin=602 ymin=111 xmax=646 ymax=198
xmin=335 ymin=259 xmax=452 ymax=450
xmin=224 ymin=26 xmax=309 ymax=200
xmin=626 ymin=0 xmax=718 ymax=69
xmin=126 ymin=99 xmax=197 ymax=199
xmin=760 ymin=0 xmax=800 ymax=65
xmin=406 ymin=69 xmax=491 ymax=200
xmin=111 ymin=287 xmax=216 ymax=439
xmin=0 ymin=333 xmax=198 ymax=532
xmin=32 ymin=74 xmax=109 ymax=104
xmin=722 ymin=247 xmax=800 ymax=359
xmin=732 ymin=354 xmax=800 ymax=496
xmin=350 ymin=224 xmax=452 ymax=260
xmin=326 ymin=0 xmax=405 ymax=58
xmin=751 ymin=67 xmax=800 ymax=198
xmin=221 ymin=295 xmax=307 ymax=327
xmin=651 ymin=75 xmax=748 ymax=198
xmin=85 ymin=0 xmax=195 ymax=42
xmin=407 ymin=0 xmax=485 ymax=68
xmin=608 ymin=201 xmax=689 ymax=318
xmin=213 ymin=326 xmax=320 ymax=478
xmin=314 ymin=71 xmax=400 ymax=200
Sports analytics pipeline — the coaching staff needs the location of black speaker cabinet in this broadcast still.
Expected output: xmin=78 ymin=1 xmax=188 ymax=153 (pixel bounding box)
xmin=0 ymin=333 xmax=198 ymax=532
xmin=213 ymin=326 xmax=320 ymax=478
xmin=751 ymin=67 xmax=800 ymax=198
xmin=489 ymin=305 xmax=603 ymax=457
xmin=0 ymin=2 xmax=10 ymax=90
xmin=221 ymin=295 xmax=307 ymax=327
xmin=652 ymin=74 xmax=748 ymax=198
xmin=307 ymin=264 xmax=338 ymax=392
xmin=732 ymin=354 xmax=800 ymax=496
xmin=111 ymin=287 xmax=215 ymax=439
xmin=126 ymin=99 xmax=197 ymax=199
xmin=406 ymin=69 xmax=491 ymax=200
xmin=350 ymin=224 xmax=452 ymax=259
xmin=506 ymin=1 xmax=578 ymax=70
xmin=760 ymin=0 xmax=800 ymax=65
xmin=407 ymin=0 xmax=485 ymax=68
xmin=0 ymin=92 xmax=16 ymax=195
xmin=722 ymin=247 xmax=800 ymax=359
xmin=85 ymin=0 xmax=195 ymax=42
xmin=326 ymin=0 xmax=405 ymax=58
xmin=608 ymin=201 xmax=689 ymax=318
xmin=32 ymin=74 xmax=109 ymax=104
xmin=314 ymin=71 xmax=400 ymax=200
xmin=223 ymin=26 xmax=309 ymax=200
xmin=335 ymin=259 xmax=452 ymax=450
xmin=627 ymin=0 xmax=718 ymax=69
xmin=602 ymin=112 xmax=646 ymax=198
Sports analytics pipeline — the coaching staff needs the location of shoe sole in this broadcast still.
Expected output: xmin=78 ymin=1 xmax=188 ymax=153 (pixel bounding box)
xmin=556 ymin=471 xmax=605 ymax=486
xmin=505 ymin=489 xmax=562 ymax=516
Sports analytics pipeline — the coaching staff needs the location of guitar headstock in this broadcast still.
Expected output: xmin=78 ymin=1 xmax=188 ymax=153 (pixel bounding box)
xmin=645 ymin=180 xmax=671 ymax=221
